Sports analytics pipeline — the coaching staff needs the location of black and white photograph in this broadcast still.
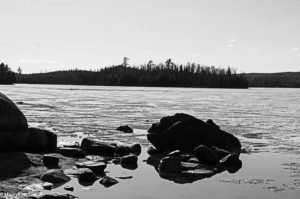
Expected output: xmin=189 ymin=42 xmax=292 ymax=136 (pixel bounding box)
xmin=0 ymin=0 xmax=299 ymax=198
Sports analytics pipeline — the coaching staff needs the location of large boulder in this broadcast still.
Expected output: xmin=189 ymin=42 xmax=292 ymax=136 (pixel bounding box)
xmin=24 ymin=128 xmax=57 ymax=153
xmin=147 ymin=113 xmax=241 ymax=153
xmin=0 ymin=92 xmax=29 ymax=151
xmin=0 ymin=92 xmax=28 ymax=131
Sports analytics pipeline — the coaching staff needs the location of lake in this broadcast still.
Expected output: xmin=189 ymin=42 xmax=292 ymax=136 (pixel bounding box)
xmin=1 ymin=84 xmax=300 ymax=198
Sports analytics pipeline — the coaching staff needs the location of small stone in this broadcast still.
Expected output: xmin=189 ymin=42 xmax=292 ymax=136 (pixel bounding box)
xmin=116 ymin=176 xmax=133 ymax=179
xmin=43 ymin=154 xmax=59 ymax=168
xmin=130 ymin=143 xmax=142 ymax=155
xmin=59 ymin=147 xmax=86 ymax=158
xmin=77 ymin=168 xmax=97 ymax=182
xmin=99 ymin=176 xmax=119 ymax=188
xmin=147 ymin=146 xmax=161 ymax=155
xmin=158 ymin=157 xmax=182 ymax=174
xmin=76 ymin=161 xmax=107 ymax=173
xmin=40 ymin=169 xmax=71 ymax=183
xmin=64 ymin=186 xmax=74 ymax=191
xmin=120 ymin=154 xmax=138 ymax=165
xmin=116 ymin=125 xmax=133 ymax=133
xmin=42 ymin=182 xmax=53 ymax=190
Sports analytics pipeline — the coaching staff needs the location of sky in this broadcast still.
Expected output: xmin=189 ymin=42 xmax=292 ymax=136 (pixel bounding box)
xmin=0 ymin=0 xmax=299 ymax=74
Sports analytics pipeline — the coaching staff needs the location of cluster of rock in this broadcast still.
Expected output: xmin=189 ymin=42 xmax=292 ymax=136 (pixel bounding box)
xmin=0 ymin=92 xmax=57 ymax=153
xmin=0 ymin=92 xmax=141 ymax=198
xmin=146 ymin=113 xmax=243 ymax=183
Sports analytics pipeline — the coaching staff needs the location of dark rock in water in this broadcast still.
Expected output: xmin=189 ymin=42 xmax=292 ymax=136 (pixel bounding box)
xmin=0 ymin=152 xmax=31 ymax=180
xmin=59 ymin=147 xmax=86 ymax=158
xmin=147 ymin=113 xmax=241 ymax=153
xmin=76 ymin=161 xmax=107 ymax=173
xmin=64 ymin=186 xmax=74 ymax=191
xmin=43 ymin=154 xmax=59 ymax=168
xmin=16 ymin=101 xmax=24 ymax=105
xmin=147 ymin=146 xmax=161 ymax=155
xmin=206 ymin=119 xmax=220 ymax=129
xmin=158 ymin=157 xmax=182 ymax=174
xmin=42 ymin=182 xmax=54 ymax=190
xmin=0 ymin=92 xmax=28 ymax=131
xmin=40 ymin=169 xmax=71 ymax=183
xmin=194 ymin=145 xmax=218 ymax=166
xmin=24 ymin=128 xmax=57 ymax=153
xmin=220 ymin=154 xmax=242 ymax=173
xmin=121 ymin=163 xmax=138 ymax=170
xmin=36 ymin=193 xmax=78 ymax=199
xmin=120 ymin=154 xmax=138 ymax=165
xmin=115 ymin=143 xmax=142 ymax=156
xmin=116 ymin=125 xmax=133 ymax=133
xmin=130 ymin=143 xmax=142 ymax=155
xmin=99 ymin=176 xmax=119 ymax=188
xmin=81 ymin=138 xmax=116 ymax=156
xmin=77 ymin=168 xmax=97 ymax=182
xmin=115 ymin=145 xmax=132 ymax=156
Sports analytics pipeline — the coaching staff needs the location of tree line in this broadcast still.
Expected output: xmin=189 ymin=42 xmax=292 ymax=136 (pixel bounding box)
xmin=0 ymin=63 xmax=16 ymax=84
xmin=17 ymin=59 xmax=249 ymax=88
xmin=246 ymin=72 xmax=300 ymax=88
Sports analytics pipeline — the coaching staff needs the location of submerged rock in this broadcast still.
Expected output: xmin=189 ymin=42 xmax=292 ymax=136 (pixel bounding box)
xmin=116 ymin=125 xmax=133 ymax=133
xmin=147 ymin=113 xmax=241 ymax=153
xmin=99 ymin=176 xmax=119 ymax=188
xmin=40 ymin=169 xmax=71 ymax=183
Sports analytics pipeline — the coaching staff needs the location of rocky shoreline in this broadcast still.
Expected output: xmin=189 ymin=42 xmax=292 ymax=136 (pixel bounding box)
xmin=0 ymin=92 xmax=243 ymax=198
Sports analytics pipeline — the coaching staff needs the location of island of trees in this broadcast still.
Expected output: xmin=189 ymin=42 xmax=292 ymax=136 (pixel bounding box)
xmin=16 ymin=59 xmax=249 ymax=88
xmin=0 ymin=63 xmax=16 ymax=84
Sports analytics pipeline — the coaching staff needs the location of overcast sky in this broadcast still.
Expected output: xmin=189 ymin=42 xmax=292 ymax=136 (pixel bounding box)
xmin=0 ymin=0 xmax=299 ymax=73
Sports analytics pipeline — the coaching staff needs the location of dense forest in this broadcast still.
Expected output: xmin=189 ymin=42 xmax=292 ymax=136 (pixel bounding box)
xmin=17 ymin=59 xmax=249 ymax=88
xmin=246 ymin=72 xmax=300 ymax=88
xmin=0 ymin=63 xmax=16 ymax=84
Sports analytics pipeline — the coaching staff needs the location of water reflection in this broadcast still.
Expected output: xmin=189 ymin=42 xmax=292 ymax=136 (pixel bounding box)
xmin=146 ymin=154 xmax=242 ymax=184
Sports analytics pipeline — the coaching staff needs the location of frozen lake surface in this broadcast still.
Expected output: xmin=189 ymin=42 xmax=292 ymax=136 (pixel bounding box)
xmin=1 ymin=84 xmax=300 ymax=198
